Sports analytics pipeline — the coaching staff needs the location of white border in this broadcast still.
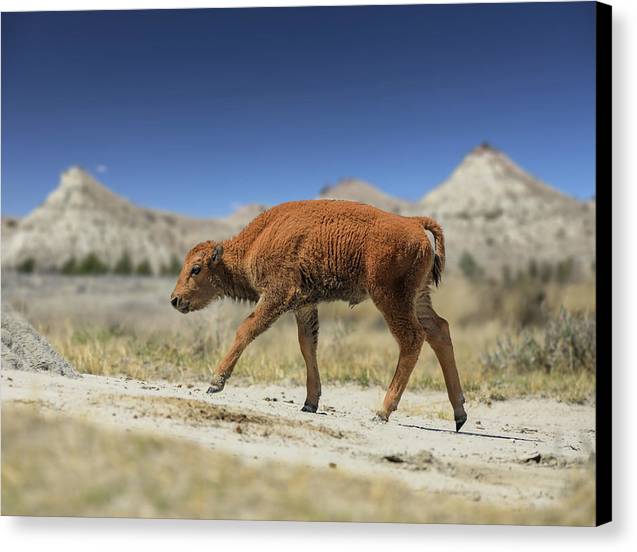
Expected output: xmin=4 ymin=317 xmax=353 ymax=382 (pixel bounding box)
xmin=1 ymin=0 xmax=635 ymax=550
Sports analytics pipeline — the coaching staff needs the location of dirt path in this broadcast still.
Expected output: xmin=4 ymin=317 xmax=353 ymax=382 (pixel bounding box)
xmin=1 ymin=369 xmax=594 ymax=508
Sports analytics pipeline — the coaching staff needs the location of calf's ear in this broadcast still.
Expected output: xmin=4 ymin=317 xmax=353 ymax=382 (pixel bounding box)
xmin=209 ymin=244 xmax=224 ymax=266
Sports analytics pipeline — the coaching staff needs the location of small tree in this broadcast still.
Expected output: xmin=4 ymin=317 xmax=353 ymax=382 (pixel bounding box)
xmin=113 ymin=251 xmax=133 ymax=275
xmin=539 ymin=262 xmax=553 ymax=284
xmin=556 ymin=258 xmax=575 ymax=284
xmin=501 ymin=265 xmax=513 ymax=287
xmin=61 ymin=257 xmax=78 ymax=275
xmin=528 ymin=259 xmax=538 ymax=280
xmin=78 ymin=253 xmax=108 ymax=275
xmin=160 ymin=254 xmax=182 ymax=276
xmin=135 ymin=259 xmax=153 ymax=276
xmin=458 ymin=251 xmax=484 ymax=281
xmin=17 ymin=257 xmax=36 ymax=273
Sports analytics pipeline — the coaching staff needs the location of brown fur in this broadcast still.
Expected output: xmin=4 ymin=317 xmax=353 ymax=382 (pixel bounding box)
xmin=171 ymin=200 xmax=466 ymax=429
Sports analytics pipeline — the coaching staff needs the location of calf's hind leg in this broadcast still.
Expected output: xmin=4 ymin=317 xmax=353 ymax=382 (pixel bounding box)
xmin=372 ymin=294 xmax=426 ymax=422
xmin=295 ymin=305 xmax=321 ymax=413
xmin=415 ymin=289 xmax=467 ymax=431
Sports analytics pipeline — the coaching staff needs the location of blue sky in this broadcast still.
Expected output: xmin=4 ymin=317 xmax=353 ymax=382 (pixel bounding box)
xmin=2 ymin=2 xmax=596 ymax=218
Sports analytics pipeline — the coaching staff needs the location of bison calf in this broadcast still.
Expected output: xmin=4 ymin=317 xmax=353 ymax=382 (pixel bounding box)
xmin=170 ymin=200 xmax=467 ymax=431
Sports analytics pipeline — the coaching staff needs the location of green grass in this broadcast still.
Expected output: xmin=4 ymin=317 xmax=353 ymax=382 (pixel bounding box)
xmin=1 ymin=404 xmax=595 ymax=525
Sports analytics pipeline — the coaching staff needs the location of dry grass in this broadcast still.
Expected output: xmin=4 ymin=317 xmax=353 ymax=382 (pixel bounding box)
xmin=481 ymin=308 xmax=595 ymax=377
xmin=47 ymin=320 xmax=595 ymax=403
xmin=1 ymin=404 xmax=595 ymax=525
xmin=9 ymin=274 xmax=595 ymax=403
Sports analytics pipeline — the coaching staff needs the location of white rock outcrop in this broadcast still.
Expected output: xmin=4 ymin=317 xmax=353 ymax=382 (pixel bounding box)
xmin=1 ymin=145 xmax=595 ymax=279
xmin=1 ymin=309 xmax=79 ymax=377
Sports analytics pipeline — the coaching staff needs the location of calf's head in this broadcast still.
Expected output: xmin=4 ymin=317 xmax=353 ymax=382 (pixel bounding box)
xmin=170 ymin=240 xmax=224 ymax=313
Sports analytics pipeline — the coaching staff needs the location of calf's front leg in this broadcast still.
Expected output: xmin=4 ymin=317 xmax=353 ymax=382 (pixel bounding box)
xmin=207 ymin=297 xmax=284 ymax=394
xmin=295 ymin=305 xmax=321 ymax=412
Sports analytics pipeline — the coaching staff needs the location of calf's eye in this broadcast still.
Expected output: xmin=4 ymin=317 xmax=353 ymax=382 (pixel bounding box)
xmin=191 ymin=265 xmax=201 ymax=276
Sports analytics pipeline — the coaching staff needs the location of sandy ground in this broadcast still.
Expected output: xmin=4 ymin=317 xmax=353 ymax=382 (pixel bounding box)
xmin=1 ymin=368 xmax=595 ymax=509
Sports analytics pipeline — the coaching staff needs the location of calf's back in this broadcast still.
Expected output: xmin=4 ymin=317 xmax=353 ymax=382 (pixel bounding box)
xmin=235 ymin=200 xmax=433 ymax=303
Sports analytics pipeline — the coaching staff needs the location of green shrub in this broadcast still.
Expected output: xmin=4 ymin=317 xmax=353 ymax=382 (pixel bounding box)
xmin=16 ymin=257 xmax=36 ymax=273
xmin=539 ymin=262 xmax=553 ymax=283
xmin=77 ymin=253 xmax=109 ymax=275
xmin=61 ymin=257 xmax=78 ymax=275
xmin=501 ymin=258 xmax=581 ymax=287
xmin=458 ymin=251 xmax=484 ymax=281
xmin=510 ymin=284 xmax=547 ymax=327
xmin=160 ymin=255 xmax=182 ymax=276
xmin=113 ymin=252 xmax=133 ymax=275
xmin=528 ymin=259 xmax=539 ymax=280
xmin=483 ymin=208 xmax=503 ymax=221
xmin=135 ymin=259 xmax=153 ymax=276
xmin=501 ymin=265 xmax=513 ymax=287
xmin=543 ymin=308 xmax=596 ymax=373
xmin=556 ymin=258 xmax=575 ymax=284
xmin=481 ymin=307 xmax=596 ymax=375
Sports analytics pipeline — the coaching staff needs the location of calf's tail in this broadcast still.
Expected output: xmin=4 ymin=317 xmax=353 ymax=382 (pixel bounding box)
xmin=414 ymin=216 xmax=446 ymax=287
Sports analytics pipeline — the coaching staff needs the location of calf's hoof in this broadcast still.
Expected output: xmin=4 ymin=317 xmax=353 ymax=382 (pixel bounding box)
xmin=372 ymin=411 xmax=389 ymax=423
xmin=206 ymin=375 xmax=226 ymax=394
xmin=455 ymin=412 xmax=467 ymax=433
xmin=301 ymin=403 xmax=318 ymax=413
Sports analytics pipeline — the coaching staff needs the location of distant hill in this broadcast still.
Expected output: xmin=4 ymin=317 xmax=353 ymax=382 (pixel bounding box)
xmin=222 ymin=203 xmax=268 ymax=227
xmin=1 ymin=167 xmax=236 ymax=273
xmin=319 ymin=178 xmax=411 ymax=213
xmin=417 ymin=143 xmax=595 ymax=278
xmin=1 ymin=146 xmax=595 ymax=279
xmin=1 ymin=216 xmax=20 ymax=243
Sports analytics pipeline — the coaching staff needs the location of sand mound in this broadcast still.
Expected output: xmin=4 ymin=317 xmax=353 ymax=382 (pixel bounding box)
xmin=1 ymin=309 xmax=79 ymax=377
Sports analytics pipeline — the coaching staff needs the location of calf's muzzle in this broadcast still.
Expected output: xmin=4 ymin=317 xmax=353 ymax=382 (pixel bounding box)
xmin=170 ymin=294 xmax=190 ymax=313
